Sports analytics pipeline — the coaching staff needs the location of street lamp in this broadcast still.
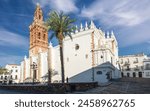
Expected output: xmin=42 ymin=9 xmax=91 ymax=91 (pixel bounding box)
xmin=30 ymin=62 xmax=37 ymax=84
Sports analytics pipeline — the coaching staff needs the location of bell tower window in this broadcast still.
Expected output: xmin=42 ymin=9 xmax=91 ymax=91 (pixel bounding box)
xmin=39 ymin=15 xmax=41 ymax=20
xmin=43 ymin=34 xmax=46 ymax=40
xmin=38 ymin=32 xmax=41 ymax=39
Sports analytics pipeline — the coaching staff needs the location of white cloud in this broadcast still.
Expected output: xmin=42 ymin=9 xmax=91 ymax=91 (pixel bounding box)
xmin=116 ymin=20 xmax=150 ymax=47
xmin=0 ymin=28 xmax=28 ymax=66
xmin=81 ymin=0 xmax=150 ymax=26
xmin=32 ymin=0 xmax=78 ymax=13
xmin=0 ymin=53 xmax=23 ymax=67
xmin=80 ymin=0 xmax=150 ymax=47
xmin=0 ymin=28 xmax=28 ymax=48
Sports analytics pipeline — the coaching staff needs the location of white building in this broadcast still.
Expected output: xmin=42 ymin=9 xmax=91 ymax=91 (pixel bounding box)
xmin=19 ymin=4 xmax=121 ymax=84
xmin=143 ymin=58 xmax=150 ymax=78
xmin=119 ymin=53 xmax=150 ymax=78
xmin=0 ymin=64 xmax=21 ymax=84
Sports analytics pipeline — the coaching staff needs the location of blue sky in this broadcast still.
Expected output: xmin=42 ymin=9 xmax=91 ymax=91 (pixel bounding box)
xmin=0 ymin=0 xmax=150 ymax=66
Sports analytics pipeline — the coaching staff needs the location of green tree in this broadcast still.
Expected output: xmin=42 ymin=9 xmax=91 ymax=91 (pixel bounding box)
xmin=45 ymin=11 xmax=76 ymax=83
xmin=0 ymin=67 xmax=8 ymax=75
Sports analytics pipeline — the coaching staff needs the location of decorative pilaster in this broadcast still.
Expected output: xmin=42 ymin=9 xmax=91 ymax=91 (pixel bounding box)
xmin=38 ymin=52 xmax=42 ymax=81
xmin=29 ymin=56 xmax=32 ymax=78
xmin=48 ymin=42 xmax=53 ymax=83
xmin=23 ymin=56 xmax=27 ymax=81
xmin=91 ymin=31 xmax=95 ymax=81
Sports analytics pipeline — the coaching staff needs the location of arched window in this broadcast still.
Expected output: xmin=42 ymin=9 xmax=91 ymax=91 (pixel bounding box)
xmin=38 ymin=32 xmax=41 ymax=39
xmin=10 ymin=75 xmax=13 ymax=79
xmin=4 ymin=76 xmax=7 ymax=80
xmin=97 ymin=71 xmax=102 ymax=75
xmin=39 ymin=15 xmax=41 ymax=20
xmin=43 ymin=34 xmax=46 ymax=40
xmin=15 ymin=75 xmax=18 ymax=79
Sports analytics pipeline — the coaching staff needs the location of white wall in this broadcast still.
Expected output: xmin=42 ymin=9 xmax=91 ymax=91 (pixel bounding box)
xmin=63 ymin=29 xmax=94 ymax=82
xmin=5 ymin=64 xmax=21 ymax=83
xmin=119 ymin=54 xmax=147 ymax=78
xmin=41 ymin=52 xmax=48 ymax=80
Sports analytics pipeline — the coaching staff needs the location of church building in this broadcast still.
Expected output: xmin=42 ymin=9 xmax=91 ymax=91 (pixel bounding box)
xmin=20 ymin=4 xmax=121 ymax=84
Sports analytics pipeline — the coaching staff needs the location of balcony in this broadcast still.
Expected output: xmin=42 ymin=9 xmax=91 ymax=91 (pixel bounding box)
xmin=125 ymin=68 xmax=131 ymax=71
xmin=144 ymin=68 xmax=150 ymax=70
xmin=133 ymin=61 xmax=138 ymax=63
xmin=134 ymin=68 xmax=140 ymax=71
xmin=120 ymin=62 xmax=123 ymax=64
xmin=124 ymin=62 xmax=130 ymax=66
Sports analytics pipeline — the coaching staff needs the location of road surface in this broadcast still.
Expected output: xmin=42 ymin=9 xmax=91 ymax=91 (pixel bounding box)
xmin=0 ymin=89 xmax=27 ymax=94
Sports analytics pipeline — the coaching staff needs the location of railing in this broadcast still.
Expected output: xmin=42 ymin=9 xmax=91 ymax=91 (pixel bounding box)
xmin=134 ymin=68 xmax=139 ymax=71
xmin=125 ymin=68 xmax=131 ymax=71
xmin=144 ymin=68 xmax=150 ymax=70
xmin=124 ymin=62 xmax=130 ymax=66
xmin=133 ymin=61 xmax=138 ymax=63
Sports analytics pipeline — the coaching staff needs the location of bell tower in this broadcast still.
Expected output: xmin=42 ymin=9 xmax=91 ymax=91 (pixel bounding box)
xmin=29 ymin=3 xmax=48 ymax=57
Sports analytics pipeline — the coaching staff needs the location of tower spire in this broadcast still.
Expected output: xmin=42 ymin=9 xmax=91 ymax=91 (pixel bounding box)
xmin=107 ymin=31 xmax=110 ymax=38
xmin=34 ymin=3 xmax=43 ymax=22
xmin=90 ymin=20 xmax=95 ymax=29
xmin=80 ymin=23 xmax=83 ymax=31
xmin=111 ymin=30 xmax=115 ymax=38
xmin=85 ymin=21 xmax=88 ymax=30
xmin=75 ymin=25 xmax=78 ymax=33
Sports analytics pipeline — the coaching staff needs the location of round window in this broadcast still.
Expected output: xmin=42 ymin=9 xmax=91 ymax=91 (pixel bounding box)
xmin=75 ymin=44 xmax=79 ymax=50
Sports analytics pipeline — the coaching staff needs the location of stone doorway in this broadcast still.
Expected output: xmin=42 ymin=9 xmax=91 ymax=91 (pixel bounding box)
xmin=133 ymin=72 xmax=136 ymax=77
xmin=138 ymin=72 xmax=142 ymax=78
xmin=127 ymin=73 xmax=130 ymax=77
xmin=121 ymin=72 xmax=124 ymax=77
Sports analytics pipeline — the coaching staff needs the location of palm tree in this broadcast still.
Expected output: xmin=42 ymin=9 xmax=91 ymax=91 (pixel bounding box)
xmin=45 ymin=11 xmax=76 ymax=83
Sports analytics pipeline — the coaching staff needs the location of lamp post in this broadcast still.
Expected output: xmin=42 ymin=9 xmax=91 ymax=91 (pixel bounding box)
xmin=30 ymin=62 xmax=37 ymax=84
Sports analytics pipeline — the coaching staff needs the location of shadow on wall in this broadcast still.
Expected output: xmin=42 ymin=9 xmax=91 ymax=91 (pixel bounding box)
xmin=69 ymin=62 xmax=121 ymax=84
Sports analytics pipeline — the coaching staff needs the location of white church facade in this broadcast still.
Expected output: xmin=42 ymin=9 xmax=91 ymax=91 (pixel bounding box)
xmin=18 ymin=4 xmax=121 ymax=84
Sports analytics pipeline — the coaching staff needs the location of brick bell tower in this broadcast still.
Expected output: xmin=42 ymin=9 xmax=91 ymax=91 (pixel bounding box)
xmin=29 ymin=3 xmax=48 ymax=57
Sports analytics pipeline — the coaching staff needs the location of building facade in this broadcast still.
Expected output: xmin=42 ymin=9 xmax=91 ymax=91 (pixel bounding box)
xmin=119 ymin=53 xmax=150 ymax=78
xmin=0 ymin=64 xmax=20 ymax=84
xmin=143 ymin=58 xmax=150 ymax=77
xmin=19 ymin=4 xmax=121 ymax=84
